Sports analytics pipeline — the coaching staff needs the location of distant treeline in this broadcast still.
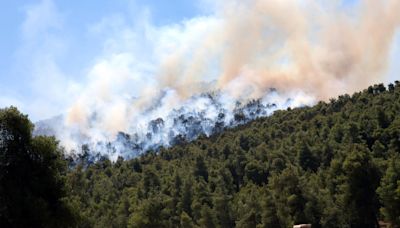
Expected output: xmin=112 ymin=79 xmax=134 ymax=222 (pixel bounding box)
xmin=1 ymin=81 xmax=400 ymax=227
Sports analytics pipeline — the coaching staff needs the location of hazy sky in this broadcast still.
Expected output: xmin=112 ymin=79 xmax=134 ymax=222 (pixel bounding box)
xmin=0 ymin=0 xmax=204 ymax=120
xmin=0 ymin=0 xmax=399 ymax=121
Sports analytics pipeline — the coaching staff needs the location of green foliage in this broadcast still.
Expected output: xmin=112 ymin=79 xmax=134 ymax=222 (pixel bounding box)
xmin=0 ymin=107 xmax=77 ymax=227
xmin=3 ymin=82 xmax=400 ymax=227
xmin=63 ymin=82 xmax=400 ymax=227
xmin=340 ymin=145 xmax=380 ymax=226
xmin=377 ymin=154 xmax=400 ymax=226
xmin=180 ymin=211 xmax=195 ymax=228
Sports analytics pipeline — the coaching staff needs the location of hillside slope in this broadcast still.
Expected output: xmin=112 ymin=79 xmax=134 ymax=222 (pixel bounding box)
xmin=66 ymin=82 xmax=400 ymax=227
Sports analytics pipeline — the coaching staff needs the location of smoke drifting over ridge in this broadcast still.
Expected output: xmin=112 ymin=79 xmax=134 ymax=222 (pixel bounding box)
xmin=42 ymin=0 xmax=400 ymax=158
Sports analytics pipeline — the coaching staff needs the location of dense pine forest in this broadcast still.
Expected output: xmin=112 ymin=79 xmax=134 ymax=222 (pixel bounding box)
xmin=2 ymin=82 xmax=400 ymax=227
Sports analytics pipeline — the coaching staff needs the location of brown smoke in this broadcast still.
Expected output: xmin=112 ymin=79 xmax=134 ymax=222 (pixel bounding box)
xmin=65 ymin=0 xmax=400 ymax=140
xmin=156 ymin=0 xmax=400 ymax=100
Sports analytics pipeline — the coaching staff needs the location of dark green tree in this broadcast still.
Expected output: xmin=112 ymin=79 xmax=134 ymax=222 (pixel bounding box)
xmin=128 ymin=197 xmax=164 ymax=228
xmin=0 ymin=107 xmax=76 ymax=227
xmin=297 ymin=142 xmax=318 ymax=172
xmin=180 ymin=211 xmax=195 ymax=228
xmin=198 ymin=205 xmax=216 ymax=228
xmin=341 ymin=145 xmax=380 ymax=227
xmin=193 ymin=156 xmax=208 ymax=182
xmin=377 ymin=155 xmax=400 ymax=226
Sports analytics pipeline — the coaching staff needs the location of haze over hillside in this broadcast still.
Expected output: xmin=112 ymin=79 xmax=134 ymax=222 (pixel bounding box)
xmin=19 ymin=0 xmax=400 ymax=158
xmin=1 ymin=1 xmax=400 ymax=227
xmin=7 ymin=81 xmax=399 ymax=227
xmin=35 ymin=89 xmax=314 ymax=159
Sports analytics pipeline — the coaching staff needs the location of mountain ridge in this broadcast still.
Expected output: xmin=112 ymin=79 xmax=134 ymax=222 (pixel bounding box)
xmin=61 ymin=81 xmax=400 ymax=227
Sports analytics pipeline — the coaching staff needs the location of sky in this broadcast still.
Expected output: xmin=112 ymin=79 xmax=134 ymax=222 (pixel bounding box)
xmin=0 ymin=0 xmax=399 ymax=121
xmin=0 ymin=0 xmax=203 ymax=121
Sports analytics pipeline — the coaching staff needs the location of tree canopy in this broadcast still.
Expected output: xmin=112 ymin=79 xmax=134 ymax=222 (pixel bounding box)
xmin=0 ymin=107 xmax=77 ymax=227
xmin=1 ymin=81 xmax=400 ymax=227
xmin=62 ymin=82 xmax=400 ymax=227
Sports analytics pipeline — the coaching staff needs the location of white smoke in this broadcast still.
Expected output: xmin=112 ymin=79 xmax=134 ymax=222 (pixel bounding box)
xmin=40 ymin=89 xmax=314 ymax=160
xmin=35 ymin=0 xmax=400 ymax=159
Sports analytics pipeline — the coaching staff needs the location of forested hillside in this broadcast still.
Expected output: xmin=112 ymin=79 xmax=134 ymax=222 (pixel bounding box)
xmin=64 ymin=82 xmax=400 ymax=227
xmin=1 ymin=82 xmax=400 ymax=227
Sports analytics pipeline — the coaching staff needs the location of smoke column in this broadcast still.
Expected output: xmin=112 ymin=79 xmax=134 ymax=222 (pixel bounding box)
xmin=42 ymin=0 xmax=400 ymax=158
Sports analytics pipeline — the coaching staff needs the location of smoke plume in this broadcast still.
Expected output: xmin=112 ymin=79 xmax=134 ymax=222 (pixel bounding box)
xmin=38 ymin=0 xmax=400 ymax=158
